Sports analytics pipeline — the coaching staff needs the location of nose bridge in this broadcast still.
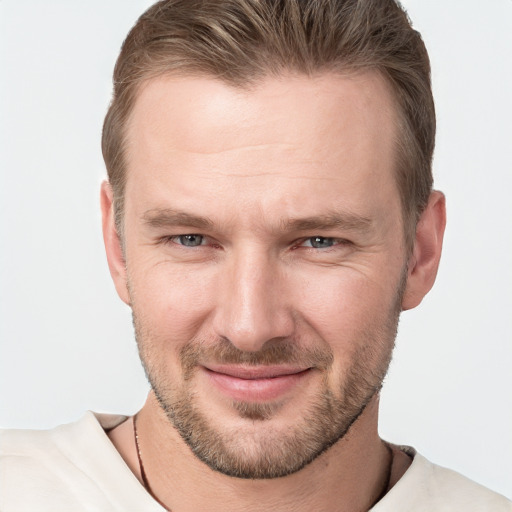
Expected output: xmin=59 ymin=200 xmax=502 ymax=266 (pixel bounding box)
xmin=213 ymin=244 xmax=292 ymax=352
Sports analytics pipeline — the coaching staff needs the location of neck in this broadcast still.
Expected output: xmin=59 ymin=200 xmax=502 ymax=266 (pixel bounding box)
xmin=119 ymin=393 xmax=393 ymax=512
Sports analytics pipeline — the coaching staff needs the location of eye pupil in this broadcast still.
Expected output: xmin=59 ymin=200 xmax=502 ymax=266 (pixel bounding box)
xmin=179 ymin=234 xmax=203 ymax=247
xmin=310 ymin=237 xmax=333 ymax=249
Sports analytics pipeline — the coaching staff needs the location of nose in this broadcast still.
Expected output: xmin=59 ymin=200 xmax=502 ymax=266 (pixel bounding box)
xmin=212 ymin=247 xmax=294 ymax=352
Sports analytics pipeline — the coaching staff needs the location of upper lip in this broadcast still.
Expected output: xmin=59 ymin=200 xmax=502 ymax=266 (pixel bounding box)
xmin=203 ymin=364 xmax=311 ymax=380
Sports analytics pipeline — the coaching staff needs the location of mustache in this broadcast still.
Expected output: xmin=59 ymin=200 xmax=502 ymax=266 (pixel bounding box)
xmin=180 ymin=337 xmax=333 ymax=373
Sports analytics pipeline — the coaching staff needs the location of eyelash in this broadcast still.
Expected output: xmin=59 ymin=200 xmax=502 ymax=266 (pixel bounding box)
xmin=163 ymin=234 xmax=350 ymax=251
xmin=295 ymin=237 xmax=349 ymax=250
xmin=166 ymin=234 xmax=209 ymax=248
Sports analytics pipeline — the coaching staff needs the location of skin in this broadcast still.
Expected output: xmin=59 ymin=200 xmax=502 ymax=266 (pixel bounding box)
xmin=102 ymin=71 xmax=446 ymax=511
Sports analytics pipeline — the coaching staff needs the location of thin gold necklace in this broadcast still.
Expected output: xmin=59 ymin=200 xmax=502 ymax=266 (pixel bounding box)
xmin=133 ymin=414 xmax=393 ymax=511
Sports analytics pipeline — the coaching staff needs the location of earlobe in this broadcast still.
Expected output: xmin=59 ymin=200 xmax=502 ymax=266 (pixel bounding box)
xmin=100 ymin=181 xmax=131 ymax=305
xmin=402 ymin=191 xmax=446 ymax=311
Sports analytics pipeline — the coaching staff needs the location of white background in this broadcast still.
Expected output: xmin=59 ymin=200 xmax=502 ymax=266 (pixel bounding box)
xmin=1 ymin=0 xmax=511 ymax=499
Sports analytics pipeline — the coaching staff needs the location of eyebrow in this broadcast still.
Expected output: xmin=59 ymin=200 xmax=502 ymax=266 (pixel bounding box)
xmin=142 ymin=208 xmax=214 ymax=230
xmin=282 ymin=212 xmax=373 ymax=233
xmin=142 ymin=208 xmax=373 ymax=233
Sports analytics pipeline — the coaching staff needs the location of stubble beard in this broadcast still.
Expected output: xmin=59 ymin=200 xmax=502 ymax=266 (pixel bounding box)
xmin=132 ymin=273 xmax=405 ymax=480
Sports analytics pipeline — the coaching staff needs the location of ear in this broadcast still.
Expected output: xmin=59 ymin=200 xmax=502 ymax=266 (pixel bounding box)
xmin=100 ymin=181 xmax=130 ymax=305
xmin=402 ymin=190 xmax=446 ymax=310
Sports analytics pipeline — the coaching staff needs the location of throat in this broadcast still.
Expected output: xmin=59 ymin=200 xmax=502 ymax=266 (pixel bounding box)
xmin=112 ymin=396 xmax=398 ymax=512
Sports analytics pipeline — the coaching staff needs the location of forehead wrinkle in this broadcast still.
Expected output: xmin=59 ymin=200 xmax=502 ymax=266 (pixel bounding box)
xmin=162 ymin=142 xmax=295 ymax=157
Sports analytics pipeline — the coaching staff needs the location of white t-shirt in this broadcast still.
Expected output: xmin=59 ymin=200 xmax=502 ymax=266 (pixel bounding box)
xmin=1 ymin=412 xmax=510 ymax=511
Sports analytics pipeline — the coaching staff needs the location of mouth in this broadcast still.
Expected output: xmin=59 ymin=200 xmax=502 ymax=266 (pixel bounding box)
xmin=201 ymin=364 xmax=313 ymax=402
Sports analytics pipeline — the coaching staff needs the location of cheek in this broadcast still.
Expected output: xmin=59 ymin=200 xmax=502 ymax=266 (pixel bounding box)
xmin=291 ymin=266 xmax=400 ymax=347
xmin=128 ymin=260 xmax=218 ymax=343
xmin=292 ymin=270 xmax=400 ymax=390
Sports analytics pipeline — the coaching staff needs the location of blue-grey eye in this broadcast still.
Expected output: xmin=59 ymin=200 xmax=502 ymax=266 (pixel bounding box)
xmin=178 ymin=234 xmax=204 ymax=247
xmin=308 ymin=237 xmax=335 ymax=249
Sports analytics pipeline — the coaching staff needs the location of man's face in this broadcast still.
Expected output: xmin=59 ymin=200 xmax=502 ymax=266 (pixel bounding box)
xmin=120 ymin=72 xmax=407 ymax=478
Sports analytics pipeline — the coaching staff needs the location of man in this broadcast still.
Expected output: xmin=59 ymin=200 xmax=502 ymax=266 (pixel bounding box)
xmin=1 ymin=0 xmax=510 ymax=510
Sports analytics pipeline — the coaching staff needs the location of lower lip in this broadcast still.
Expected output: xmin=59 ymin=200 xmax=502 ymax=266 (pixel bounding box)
xmin=203 ymin=368 xmax=311 ymax=402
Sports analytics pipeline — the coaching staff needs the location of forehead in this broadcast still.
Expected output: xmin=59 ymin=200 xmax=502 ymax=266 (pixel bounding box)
xmin=123 ymin=72 xmax=400 ymax=226
xmin=127 ymin=70 xmax=397 ymax=155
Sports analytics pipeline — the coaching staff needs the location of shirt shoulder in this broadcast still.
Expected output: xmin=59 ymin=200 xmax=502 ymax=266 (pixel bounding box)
xmin=374 ymin=447 xmax=512 ymax=512
xmin=0 ymin=412 xmax=163 ymax=512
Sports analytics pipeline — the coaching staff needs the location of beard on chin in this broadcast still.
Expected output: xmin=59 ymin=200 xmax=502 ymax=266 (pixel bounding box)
xmin=134 ymin=314 xmax=399 ymax=479
xmin=131 ymin=260 xmax=406 ymax=480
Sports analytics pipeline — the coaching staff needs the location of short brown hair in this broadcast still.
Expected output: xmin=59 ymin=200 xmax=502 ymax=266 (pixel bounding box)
xmin=102 ymin=0 xmax=435 ymax=247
